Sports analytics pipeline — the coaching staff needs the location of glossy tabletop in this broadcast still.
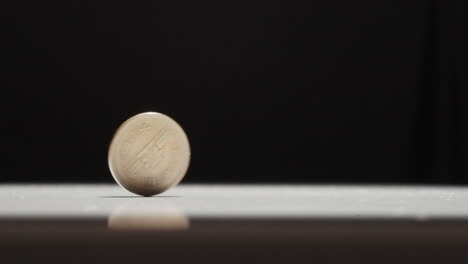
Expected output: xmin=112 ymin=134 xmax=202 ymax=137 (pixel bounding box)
xmin=1 ymin=184 xmax=467 ymax=263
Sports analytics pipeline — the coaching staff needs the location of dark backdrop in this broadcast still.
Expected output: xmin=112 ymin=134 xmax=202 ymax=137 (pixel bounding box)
xmin=2 ymin=1 xmax=467 ymax=183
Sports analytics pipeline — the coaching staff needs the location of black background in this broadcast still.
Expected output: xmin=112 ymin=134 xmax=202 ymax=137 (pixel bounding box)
xmin=2 ymin=1 xmax=467 ymax=183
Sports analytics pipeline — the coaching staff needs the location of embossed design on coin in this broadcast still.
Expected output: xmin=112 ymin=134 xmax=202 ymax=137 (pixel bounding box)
xmin=108 ymin=112 xmax=190 ymax=196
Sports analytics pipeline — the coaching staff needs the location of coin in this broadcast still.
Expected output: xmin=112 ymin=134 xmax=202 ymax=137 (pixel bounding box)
xmin=108 ymin=112 xmax=190 ymax=196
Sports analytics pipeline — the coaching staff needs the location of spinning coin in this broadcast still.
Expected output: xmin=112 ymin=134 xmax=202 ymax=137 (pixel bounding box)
xmin=108 ymin=112 xmax=190 ymax=196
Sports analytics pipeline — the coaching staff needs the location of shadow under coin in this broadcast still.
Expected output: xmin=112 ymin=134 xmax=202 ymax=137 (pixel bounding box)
xmin=107 ymin=199 xmax=190 ymax=231
xmin=101 ymin=195 xmax=181 ymax=198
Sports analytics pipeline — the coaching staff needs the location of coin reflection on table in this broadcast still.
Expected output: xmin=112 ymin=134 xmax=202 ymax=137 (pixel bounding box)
xmin=108 ymin=199 xmax=189 ymax=231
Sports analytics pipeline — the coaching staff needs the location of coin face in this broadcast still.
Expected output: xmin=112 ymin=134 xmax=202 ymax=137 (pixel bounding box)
xmin=108 ymin=112 xmax=190 ymax=196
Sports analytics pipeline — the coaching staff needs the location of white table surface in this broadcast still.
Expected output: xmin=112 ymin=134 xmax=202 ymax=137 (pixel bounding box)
xmin=1 ymin=184 xmax=467 ymax=220
xmin=2 ymin=184 xmax=468 ymax=264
